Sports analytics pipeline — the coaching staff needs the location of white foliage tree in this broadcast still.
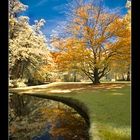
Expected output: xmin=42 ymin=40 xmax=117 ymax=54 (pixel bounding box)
xmin=9 ymin=0 xmax=54 ymax=84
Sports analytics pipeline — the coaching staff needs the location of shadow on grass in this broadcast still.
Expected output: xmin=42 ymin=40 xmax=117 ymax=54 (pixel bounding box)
xmin=9 ymin=83 xmax=130 ymax=95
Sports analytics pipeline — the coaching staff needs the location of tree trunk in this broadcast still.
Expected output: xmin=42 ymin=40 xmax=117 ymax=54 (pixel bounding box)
xmin=11 ymin=60 xmax=21 ymax=79
xmin=20 ymin=60 xmax=27 ymax=79
xmin=126 ymin=70 xmax=130 ymax=81
xmin=93 ymin=68 xmax=100 ymax=84
xmin=73 ymin=71 xmax=77 ymax=82
xmin=122 ymin=74 xmax=125 ymax=81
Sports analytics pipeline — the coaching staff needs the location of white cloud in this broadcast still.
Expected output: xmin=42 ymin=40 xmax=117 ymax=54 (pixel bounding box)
xmin=34 ymin=0 xmax=48 ymax=7
xmin=53 ymin=3 xmax=66 ymax=12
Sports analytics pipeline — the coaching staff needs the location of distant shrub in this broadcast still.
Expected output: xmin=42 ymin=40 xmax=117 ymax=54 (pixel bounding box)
xmin=9 ymin=79 xmax=27 ymax=88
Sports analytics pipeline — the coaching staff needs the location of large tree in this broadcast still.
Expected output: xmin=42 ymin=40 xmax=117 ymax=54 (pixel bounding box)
xmin=51 ymin=0 xmax=131 ymax=84
xmin=9 ymin=0 xmax=54 ymax=82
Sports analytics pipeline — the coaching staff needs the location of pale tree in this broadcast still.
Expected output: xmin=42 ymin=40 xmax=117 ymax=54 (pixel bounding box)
xmin=9 ymin=0 xmax=54 ymax=84
xmin=9 ymin=0 xmax=28 ymax=18
xmin=51 ymin=0 xmax=131 ymax=84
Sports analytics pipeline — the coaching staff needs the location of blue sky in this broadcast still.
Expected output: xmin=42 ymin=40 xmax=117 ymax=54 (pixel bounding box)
xmin=20 ymin=0 xmax=128 ymax=38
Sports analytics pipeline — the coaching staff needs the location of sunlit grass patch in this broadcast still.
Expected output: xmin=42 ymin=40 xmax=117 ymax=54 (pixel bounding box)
xmin=97 ymin=125 xmax=130 ymax=140
xmin=111 ymin=92 xmax=124 ymax=95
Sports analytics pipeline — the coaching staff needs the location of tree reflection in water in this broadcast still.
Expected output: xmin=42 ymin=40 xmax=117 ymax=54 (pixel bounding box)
xmin=41 ymin=104 xmax=89 ymax=140
xmin=9 ymin=95 xmax=89 ymax=140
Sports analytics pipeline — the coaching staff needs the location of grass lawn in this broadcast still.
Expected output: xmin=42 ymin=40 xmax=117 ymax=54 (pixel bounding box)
xmin=10 ymin=82 xmax=131 ymax=140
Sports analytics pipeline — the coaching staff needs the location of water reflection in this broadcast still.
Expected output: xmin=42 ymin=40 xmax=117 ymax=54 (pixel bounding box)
xmin=9 ymin=94 xmax=89 ymax=140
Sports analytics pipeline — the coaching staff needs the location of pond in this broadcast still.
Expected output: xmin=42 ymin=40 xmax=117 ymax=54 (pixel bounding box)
xmin=9 ymin=94 xmax=89 ymax=140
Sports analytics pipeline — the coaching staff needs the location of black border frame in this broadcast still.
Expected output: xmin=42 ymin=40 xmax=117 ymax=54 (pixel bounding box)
xmin=131 ymin=0 xmax=140 ymax=139
xmin=0 ymin=0 xmax=8 ymax=139
xmin=0 ymin=0 xmax=140 ymax=140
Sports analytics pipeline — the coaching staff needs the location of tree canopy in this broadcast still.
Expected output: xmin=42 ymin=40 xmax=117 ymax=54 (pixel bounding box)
xmin=51 ymin=0 xmax=131 ymax=84
xmin=9 ymin=0 xmax=54 ymax=83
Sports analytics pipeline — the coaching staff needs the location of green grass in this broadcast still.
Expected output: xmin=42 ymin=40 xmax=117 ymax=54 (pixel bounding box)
xmin=10 ymin=82 xmax=131 ymax=140
xmin=47 ymin=83 xmax=131 ymax=140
